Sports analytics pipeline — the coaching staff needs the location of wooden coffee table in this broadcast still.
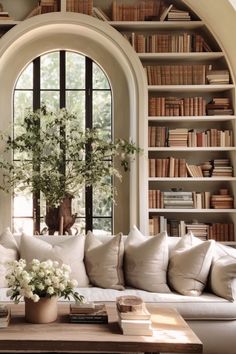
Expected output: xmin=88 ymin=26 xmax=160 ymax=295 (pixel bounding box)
xmin=0 ymin=303 xmax=202 ymax=353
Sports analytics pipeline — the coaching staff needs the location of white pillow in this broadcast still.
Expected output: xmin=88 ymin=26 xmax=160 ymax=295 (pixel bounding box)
xmin=85 ymin=231 xmax=124 ymax=290
xmin=168 ymin=232 xmax=215 ymax=296
xmin=0 ymin=227 xmax=18 ymax=252
xmin=20 ymin=234 xmax=89 ymax=287
xmin=124 ymin=225 xmax=170 ymax=293
xmin=210 ymin=255 xmax=236 ymax=301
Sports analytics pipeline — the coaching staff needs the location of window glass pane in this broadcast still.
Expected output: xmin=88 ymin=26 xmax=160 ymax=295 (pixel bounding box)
xmin=15 ymin=63 xmax=33 ymax=89
xmin=66 ymin=52 xmax=85 ymax=89
xmin=13 ymin=218 xmax=34 ymax=235
xmin=14 ymin=91 xmax=33 ymax=126
xmin=41 ymin=52 xmax=59 ymax=89
xmin=41 ymin=91 xmax=60 ymax=111
xmin=93 ymin=179 xmax=112 ymax=217
xmin=93 ymin=62 xmax=110 ymax=89
xmin=72 ymin=191 xmax=85 ymax=217
xmin=93 ymin=218 xmax=112 ymax=235
xmin=93 ymin=91 xmax=112 ymax=138
xmin=14 ymin=193 xmax=33 ymax=217
xmin=66 ymin=91 xmax=85 ymax=130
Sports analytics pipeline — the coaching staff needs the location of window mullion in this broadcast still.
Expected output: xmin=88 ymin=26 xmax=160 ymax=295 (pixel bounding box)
xmin=32 ymin=57 xmax=41 ymax=234
xmin=85 ymin=57 xmax=93 ymax=233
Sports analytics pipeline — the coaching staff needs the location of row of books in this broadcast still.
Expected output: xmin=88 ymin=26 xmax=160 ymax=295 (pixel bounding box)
xmin=149 ymin=96 xmax=207 ymax=116
xmin=149 ymin=217 xmax=235 ymax=241
xmin=148 ymin=189 xmax=234 ymax=209
xmin=148 ymin=126 xmax=233 ymax=147
xmin=149 ymin=157 xmax=187 ymax=177
xmin=112 ymin=0 xmax=164 ymax=21
xmin=145 ymin=64 xmax=230 ymax=85
xmin=124 ymin=32 xmax=211 ymax=53
xmin=66 ymin=0 xmax=93 ymax=14
xmin=148 ymin=158 xmax=233 ymax=178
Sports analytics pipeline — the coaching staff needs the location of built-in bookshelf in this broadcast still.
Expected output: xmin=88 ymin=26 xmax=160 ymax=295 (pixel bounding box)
xmin=0 ymin=0 xmax=235 ymax=243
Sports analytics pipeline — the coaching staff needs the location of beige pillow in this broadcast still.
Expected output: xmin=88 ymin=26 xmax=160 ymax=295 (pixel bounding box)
xmin=85 ymin=232 xmax=124 ymax=290
xmin=0 ymin=245 xmax=18 ymax=287
xmin=210 ymin=255 xmax=236 ymax=301
xmin=20 ymin=234 xmax=89 ymax=287
xmin=168 ymin=232 xmax=215 ymax=296
xmin=124 ymin=225 xmax=170 ymax=293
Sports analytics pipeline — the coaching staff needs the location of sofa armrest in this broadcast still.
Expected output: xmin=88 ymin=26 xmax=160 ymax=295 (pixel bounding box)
xmin=210 ymin=255 xmax=236 ymax=301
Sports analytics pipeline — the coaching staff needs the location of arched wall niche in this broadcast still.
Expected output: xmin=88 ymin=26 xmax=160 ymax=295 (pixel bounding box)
xmin=0 ymin=12 xmax=148 ymax=234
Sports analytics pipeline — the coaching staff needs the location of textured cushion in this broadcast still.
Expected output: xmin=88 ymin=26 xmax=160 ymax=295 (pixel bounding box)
xmin=0 ymin=227 xmax=18 ymax=252
xmin=168 ymin=232 xmax=215 ymax=296
xmin=85 ymin=231 xmax=124 ymax=290
xmin=20 ymin=234 xmax=89 ymax=287
xmin=210 ymin=255 xmax=236 ymax=301
xmin=124 ymin=225 xmax=170 ymax=293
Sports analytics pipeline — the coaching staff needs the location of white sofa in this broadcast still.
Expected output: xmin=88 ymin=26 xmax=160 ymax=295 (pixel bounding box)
xmin=1 ymin=232 xmax=236 ymax=354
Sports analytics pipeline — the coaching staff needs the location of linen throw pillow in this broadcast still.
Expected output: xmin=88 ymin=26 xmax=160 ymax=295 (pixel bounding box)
xmin=85 ymin=231 xmax=124 ymax=290
xmin=209 ymin=243 xmax=236 ymax=301
xmin=20 ymin=234 xmax=89 ymax=287
xmin=0 ymin=227 xmax=18 ymax=253
xmin=168 ymin=232 xmax=215 ymax=296
xmin=124 ymin=225 xmax=170 ymax=293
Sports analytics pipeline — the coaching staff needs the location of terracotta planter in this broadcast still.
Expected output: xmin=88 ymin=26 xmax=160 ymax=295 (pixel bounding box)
xmin=25 ymin=296 xmax=58 ymax=324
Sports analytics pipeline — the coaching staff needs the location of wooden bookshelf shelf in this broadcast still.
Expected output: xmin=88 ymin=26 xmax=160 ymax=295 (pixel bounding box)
xmin=149 ymin=177 xmax=236 ymax=182
xmin=148 ymin=147 xmax=236 ymax=151
xmin=147 ymin=84 xmax=235 ymax=92
xmin=148 ymin=116 xmax=236 ymax=122
xmin=0 ymin=20 xmax=20 ymax=26
xmin=109 ymin=21 xmax=204 ymax=30
xmin=139 ymin=52 xmax=224 ymax=61
xmin=149 ymin=209 xmax=236 ymax=213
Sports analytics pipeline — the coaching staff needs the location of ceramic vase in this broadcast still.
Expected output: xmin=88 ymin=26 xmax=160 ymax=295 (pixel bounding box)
xmin=24 ymin=296 xmax=58 ymax=324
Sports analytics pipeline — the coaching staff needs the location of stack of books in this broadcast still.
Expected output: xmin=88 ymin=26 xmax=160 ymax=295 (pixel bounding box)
xmin=206 ymin=98 xmax=233 ymax=116
xmin=116 ymin=296 xmax=153 ymax=336
xmin=200 ymin=161 xmax=213 ymax=177
xmin=206 ymin=70 xmax=230 ymax=84
xmin=211 ymin=159 xmax=233 ymax=177
xmin=166 ymin=7 xmax=191 ymax=21
xmin=211 ymin=189 xmax=234 ymax=209
xmin=185 ymin=223 xmax=209 ymax=241
xmin=163 ymin=191 xmax=194 ymax=209
xmin=69 ymin=302 xmax=108 ymax=323
xmin=0 ymin=305 xmax=10 ymax=328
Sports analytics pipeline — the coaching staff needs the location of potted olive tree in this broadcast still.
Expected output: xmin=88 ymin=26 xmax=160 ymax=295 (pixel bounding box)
xmin=0 ymin=106 xmax=140 ymax=234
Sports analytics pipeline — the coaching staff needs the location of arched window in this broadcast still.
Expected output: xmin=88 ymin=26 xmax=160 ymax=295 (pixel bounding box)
xmin=13 ymin=50 xmax=112 ymax=235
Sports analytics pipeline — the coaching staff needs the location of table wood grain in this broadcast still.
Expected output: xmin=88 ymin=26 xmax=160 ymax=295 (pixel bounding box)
xmin=0 ymin=303 xmax=202 ymax=353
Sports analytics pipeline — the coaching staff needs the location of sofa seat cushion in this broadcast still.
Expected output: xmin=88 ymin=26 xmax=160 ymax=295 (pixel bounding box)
xmin=1 ymin=287 xmax=235 ymax=321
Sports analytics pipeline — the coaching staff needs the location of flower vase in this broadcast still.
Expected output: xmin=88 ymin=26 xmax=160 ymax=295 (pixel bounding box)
xmin=25 ymin=296 xmax=58 ymax=324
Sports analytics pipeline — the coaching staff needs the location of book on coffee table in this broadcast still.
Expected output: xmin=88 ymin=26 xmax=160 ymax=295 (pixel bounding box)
xmin=69 ymin=303 xmax=108 ymax=324
xmin=116 ymin=296 xmax=153 ymax=336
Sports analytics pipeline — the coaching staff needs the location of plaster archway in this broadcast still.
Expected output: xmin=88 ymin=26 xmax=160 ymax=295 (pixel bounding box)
xmin=0 ymin=12 xmax=148 ymax=234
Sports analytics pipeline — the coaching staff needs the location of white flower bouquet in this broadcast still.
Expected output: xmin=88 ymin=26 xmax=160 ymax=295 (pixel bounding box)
xmin=6 ymin=259 xmax=84 ymax=304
